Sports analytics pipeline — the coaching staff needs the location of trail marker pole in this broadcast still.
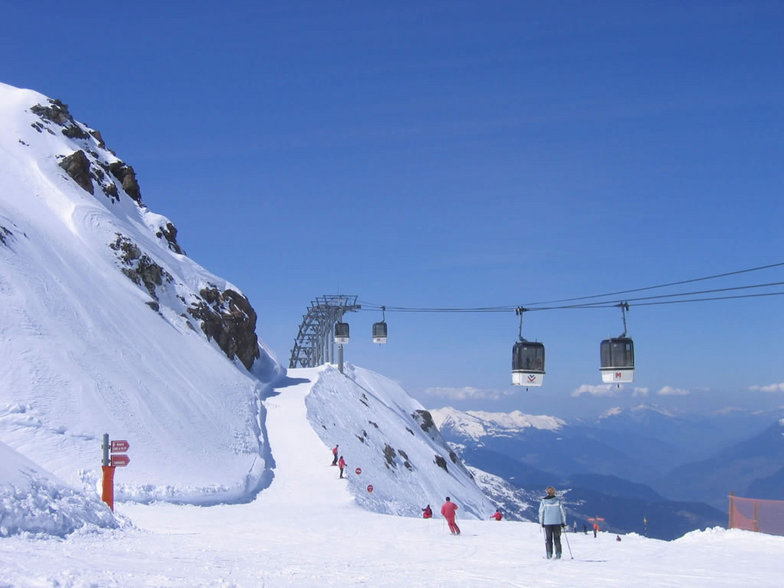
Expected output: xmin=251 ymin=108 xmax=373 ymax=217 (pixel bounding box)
xmin=100 ymin=434 xmax=130 ymax=512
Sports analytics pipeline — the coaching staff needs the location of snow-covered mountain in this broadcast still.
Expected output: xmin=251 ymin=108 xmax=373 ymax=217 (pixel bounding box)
xmin=0 ymin=81 xmax=284 ymax=506
xmin=3 ymin=81 xmax=784 ymax=586
xmin=0 ymin=81 xmax=490 ymax=535
xmin=431 ymin=405 xmax=730 ymax=539
xmin=431 ymin=407 xmax=565 ymax=441
xmin=305 ymin=365 xmax=493 ymax=518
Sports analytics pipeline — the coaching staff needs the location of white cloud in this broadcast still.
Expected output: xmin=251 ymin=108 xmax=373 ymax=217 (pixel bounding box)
xmin=632 ymin=387 xmax=649 ymax=398
xmin=657 ymin=385 xmax=690 ymax=396
xmin=425 ymin=386 xmax=512 ymax=401
xmin=571 ymin=384 xmax=621 ymax=398
xmin=749 ymin=383 xmax=784 ymax=393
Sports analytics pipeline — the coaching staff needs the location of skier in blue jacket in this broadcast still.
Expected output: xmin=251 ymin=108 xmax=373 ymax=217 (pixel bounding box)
xmin=538 ymin=486 xmax=567 ymax=559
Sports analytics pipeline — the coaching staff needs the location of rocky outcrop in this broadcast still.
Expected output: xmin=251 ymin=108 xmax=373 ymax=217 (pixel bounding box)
xmin=109 ymin=234 xmax=172 ymax=303
xmin=0 ymin=225 xmax=12 ymax=246
xmin=41 ymin=98 xmax=258 ymax=370
xmin=154 ymin=221 xmax=184 ymax=255
xmin=106 ymin=161 xmax=141 ymax=204
xmin=32 ymin=98 xmax=186 ymax=254
xmin=189 ymin=287 xmax=260 ymax=370
xmin=413 ymin=409 xmax=436 ymax=434
xmin=109 ymin=234 xmax=259 ymax=370
xmin=58 ymin=150 xmax=94 ymax=194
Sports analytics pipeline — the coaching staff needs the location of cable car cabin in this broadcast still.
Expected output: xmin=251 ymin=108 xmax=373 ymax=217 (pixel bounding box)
xmin=600 ymin=337 xmax=634 ymax=383
xmin=372 ymin=321 xmax=387 ymax=344
xmin=512 ymin=340 xmax=545 ymax=387
xmin=334 ymin=322 xmax=350 ymax=344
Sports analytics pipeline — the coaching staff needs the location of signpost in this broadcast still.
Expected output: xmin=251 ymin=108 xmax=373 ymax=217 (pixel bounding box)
xmin=110 ymin=440 xmax=129 ymax=453
xmin=588 ymin=515 xmax=605 ymax=537
xmin=110 ymin=454 xmax=130 ymax=467
xmin=101 ymin=434 xmax=130 ymax=511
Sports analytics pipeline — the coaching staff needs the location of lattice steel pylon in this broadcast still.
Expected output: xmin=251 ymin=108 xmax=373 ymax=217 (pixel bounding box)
xmin=289 ymin=295 xmax=361 ymax=368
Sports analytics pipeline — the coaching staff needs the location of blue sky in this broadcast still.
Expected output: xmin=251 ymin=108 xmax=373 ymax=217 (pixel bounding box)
xmin=2 ymin=0 xmax=783 ymax=418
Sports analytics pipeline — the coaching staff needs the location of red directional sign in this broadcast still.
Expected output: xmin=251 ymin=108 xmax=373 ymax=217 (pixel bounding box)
xmin=110 ymin=440 xmax=129 ymax=453
xmin=355 ymin=467 xmax=362 ymax=475
xmin=111 ymin=454 xmax=130 ymax=467
xmin=367 ymin=484 xmax=374 ymax=493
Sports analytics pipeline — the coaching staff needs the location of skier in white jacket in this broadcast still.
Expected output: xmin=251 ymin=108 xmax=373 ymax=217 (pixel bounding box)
xmin=538 ymin=486 xmax=567 ymax=559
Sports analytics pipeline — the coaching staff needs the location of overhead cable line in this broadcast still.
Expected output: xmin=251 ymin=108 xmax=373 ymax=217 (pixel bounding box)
xmin=519 ymin=261 xmax=784 ymax=306
xmin=525 ymin=281 xmax=784 ymax=311
xmin=358 ymin=262 xmax=784 ymax=314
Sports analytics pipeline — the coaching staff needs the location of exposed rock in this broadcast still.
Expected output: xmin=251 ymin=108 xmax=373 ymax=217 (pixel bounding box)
xmin=89 ymin=129 xmax=106 ymax=148
xmin=383 ymin=444 xmax=397 ymax=469
xmin=107 ymin=161 xmax=142 ymax=204
xmin=30 ymin=99 xmax=71 ymax=126
xmin=434 ymin=454 xmax=448 ymax=472
xmin=62 ymin=124 xmax=90 ymax=140
xmin=188 ymin=286 xmax=260 ymax=370
xmin=109 ymin=234 xmax=171 ymax=299
xmin=155 ymin=221 xmax=184 ymax=254
xmin=398 ymin=449 xmax=413 ymax=470
xmin=412 ymin=409 xmax=436 ymax=433
xmin=31 ymin=99 xmax=89 ymax=140
xmin=58 ymin=150 xmax=93 ymax=194
xmin=0 ymin=225 xmax=12 ymax=246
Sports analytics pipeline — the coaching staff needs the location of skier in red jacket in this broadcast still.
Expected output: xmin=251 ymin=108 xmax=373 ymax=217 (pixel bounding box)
xmin=441 ymin=497 xmax=460 ymax=535
xmin=331 ymin=444 xmax=339 ymax=466
xmin=422 ymin=505 xmax=433 ymax=518
xmin=491 ymin=509 xmax=503 ymax=521
xmin=338 ymin=456 xmax=346 ymax=478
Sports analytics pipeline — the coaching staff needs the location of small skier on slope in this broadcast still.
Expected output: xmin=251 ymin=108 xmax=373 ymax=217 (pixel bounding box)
xmin=331 ymin=444 xmax=339 ymax=466
xmin=338 ymin=455 xmax=346 ymax=478
xmin=491 ymin=508 xmax=503 ymax=521
xmin=538 ymin=486 xmax=566 ymax=559
xmin=441 ymin=497 xmax=461 ymax=535
xmin=422 ymin=505 xmax=433 ymax=519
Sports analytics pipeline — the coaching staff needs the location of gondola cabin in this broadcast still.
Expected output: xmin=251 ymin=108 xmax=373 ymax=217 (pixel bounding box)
xmin=600 ymin=337 xmax=634 ymax=383
xmin=372 ymin=321 xmax=388 ymax=344
xmin=334 ymin=322 xmax=350 ymax=344
xmin=512 ymin=340 xmax=545 ymax=387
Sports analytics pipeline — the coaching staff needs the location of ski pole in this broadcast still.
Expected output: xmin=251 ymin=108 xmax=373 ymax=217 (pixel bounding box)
xmin=563 ymin=527 xmax=574 ymax=559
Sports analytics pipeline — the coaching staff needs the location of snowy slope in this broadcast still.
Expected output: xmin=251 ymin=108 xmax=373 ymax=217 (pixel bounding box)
xmin=2 ymin=370 xmax=783 ymax=587
xmin=0 ymin=82 xmax=282 ymax=504
xmin=305 ymin=364 xmax=494 ymax=518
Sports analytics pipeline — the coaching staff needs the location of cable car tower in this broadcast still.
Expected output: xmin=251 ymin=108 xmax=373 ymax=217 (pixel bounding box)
xmin=289 ymin=295 xmax=361 ymax=373
xmin=600 ymin=302 xmax=635 ymax=384
xmin=512 ymin=307 xmax=545 ymax=387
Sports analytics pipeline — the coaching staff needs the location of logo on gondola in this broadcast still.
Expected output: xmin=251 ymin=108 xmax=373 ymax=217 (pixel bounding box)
xmin=527 ymin=375 xmax=537 ymax=383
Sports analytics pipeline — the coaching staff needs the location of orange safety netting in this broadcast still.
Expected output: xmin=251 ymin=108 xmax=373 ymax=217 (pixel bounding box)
xmin=728 ymin=495 xmax=784 ymax=536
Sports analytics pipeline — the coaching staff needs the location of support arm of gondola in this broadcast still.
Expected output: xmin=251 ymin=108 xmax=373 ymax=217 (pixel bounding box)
xmin=619 ymin=302 xmax=630 ymax=338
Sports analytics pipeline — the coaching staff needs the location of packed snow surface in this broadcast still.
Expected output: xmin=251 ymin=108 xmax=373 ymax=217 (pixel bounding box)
xmin=1 ymin=370 xmax=783 ymax=587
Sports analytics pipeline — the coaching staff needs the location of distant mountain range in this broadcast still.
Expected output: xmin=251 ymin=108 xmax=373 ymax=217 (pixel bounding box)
xmin=431 ymin=405 xmax=784 ymax=540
